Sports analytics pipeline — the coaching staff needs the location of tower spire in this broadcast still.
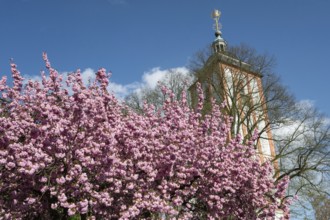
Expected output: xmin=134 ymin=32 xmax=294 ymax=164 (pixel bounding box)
xmin=211 ymin=9 xmax=227 ymax=53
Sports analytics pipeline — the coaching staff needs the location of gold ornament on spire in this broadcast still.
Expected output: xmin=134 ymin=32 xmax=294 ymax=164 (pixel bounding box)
xmin=212 ymin=9 xmax=222 ymax=33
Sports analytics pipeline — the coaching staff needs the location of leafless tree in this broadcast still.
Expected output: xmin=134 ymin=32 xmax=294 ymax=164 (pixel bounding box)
xmin=189 ymin=43 xmax=330 ymax=218
xmin=310 ymin=193 xmax=330 ymax=220
xmin=125 ymin=69 xmax=194 ymax=113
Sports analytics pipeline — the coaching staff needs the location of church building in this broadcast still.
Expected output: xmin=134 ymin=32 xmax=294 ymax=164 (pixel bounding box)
xmin=189 ymin=9 xmax=277 ymax=163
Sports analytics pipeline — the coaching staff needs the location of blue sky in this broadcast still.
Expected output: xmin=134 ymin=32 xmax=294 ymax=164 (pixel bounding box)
xmin=0 ymin=0 xmax=330 ymax=116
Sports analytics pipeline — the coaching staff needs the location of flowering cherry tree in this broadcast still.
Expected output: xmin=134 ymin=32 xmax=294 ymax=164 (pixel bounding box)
xmin=0 ymin=54 xmax=290 ymax=219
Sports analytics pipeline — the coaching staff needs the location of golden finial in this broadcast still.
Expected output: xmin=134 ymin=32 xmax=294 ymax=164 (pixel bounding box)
xmin=211 ymin=9 xmax=222 ymax=34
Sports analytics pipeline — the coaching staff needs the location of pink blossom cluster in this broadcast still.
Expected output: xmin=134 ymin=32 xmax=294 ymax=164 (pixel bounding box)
xmin=0 ymin=54 xmax=290 ymax=219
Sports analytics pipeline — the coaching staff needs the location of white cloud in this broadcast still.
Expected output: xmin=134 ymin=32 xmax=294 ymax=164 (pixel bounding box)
xmin=141 ymin=66 xmax=190 ymax=89
xmin=272 ymin=120 xmax=304 ymax=139
xmin=324 ymin=117 xmax=330 ymax=126
xmin=78 ymin=66 xmax=190 ymax=99
xmin=272 ymin=99 xmax=322 ymax=139
xmin=296 ymin=99 xmax=315 ymax=110
xmin=22 ymin=66 xmax=190 ymax=100
xmin=142 ymin=67 xmax=167 ymax=89
xmin=80 ymin=68 xmax=95 ymax=86
xmin=72 ymin=68 xmax=136 ymax=98
xmin=107 ymin=82 xmax=137 ymax=98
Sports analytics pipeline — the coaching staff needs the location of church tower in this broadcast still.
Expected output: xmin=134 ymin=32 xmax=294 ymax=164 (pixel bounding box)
xmin=189 ymin=9 xmax=277 ymax=163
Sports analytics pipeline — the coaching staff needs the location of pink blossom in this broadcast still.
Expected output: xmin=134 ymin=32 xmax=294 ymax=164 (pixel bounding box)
xmin=56 ymin=176 xmax=66 ymax=185
xmin=51 ymin=203 xmax=58 ymax=209
xmin=6 ymin=162 xmax=15 ymax=169
xmin=0 ymin=56 xmax=290 ymax=219
xmin=26 ymin=198 xmax=36 ymax=205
